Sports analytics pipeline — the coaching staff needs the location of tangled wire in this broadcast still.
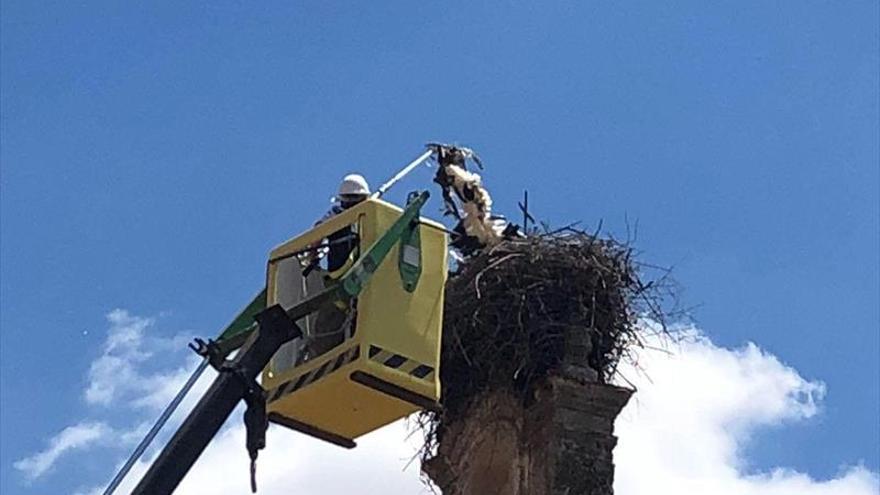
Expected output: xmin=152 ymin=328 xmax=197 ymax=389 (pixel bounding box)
xmin=416 ymin=228 xmax=677 ymax=463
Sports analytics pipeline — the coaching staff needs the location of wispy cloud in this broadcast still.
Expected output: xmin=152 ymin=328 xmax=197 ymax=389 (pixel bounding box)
xmin=14 ymin=422 xmax=113 ymax=482
xmin=84 ymin=309 xmax=154 ymax=406
xmin=85 ymin=309 xmax=194 ymax=409
xmin=14 ymin=309 xmax=205 ymax=486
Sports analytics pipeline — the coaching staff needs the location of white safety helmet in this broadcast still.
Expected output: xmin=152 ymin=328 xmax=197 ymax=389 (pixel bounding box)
xmin=337 ymin=174 xmax=371 ymax=198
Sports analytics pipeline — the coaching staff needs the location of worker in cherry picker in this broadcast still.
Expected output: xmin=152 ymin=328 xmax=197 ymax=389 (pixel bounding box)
xmin=306 ymin=173 xmax=371 ymax=358
xmin=315 ymin=173 xmax=371 ymax=272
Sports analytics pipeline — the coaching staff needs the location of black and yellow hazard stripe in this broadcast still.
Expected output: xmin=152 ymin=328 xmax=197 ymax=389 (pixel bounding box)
xmin=267 ymin=345 xmax=360 ymax=403
xmin=367 ymin=345 xmax=435 ymax=381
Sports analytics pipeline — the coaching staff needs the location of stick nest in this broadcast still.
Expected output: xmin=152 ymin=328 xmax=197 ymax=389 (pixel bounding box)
xmin=417 ymin=229 xmax=675 ymax=463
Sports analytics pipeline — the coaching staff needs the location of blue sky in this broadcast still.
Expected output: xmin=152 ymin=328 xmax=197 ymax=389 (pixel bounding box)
xmin=1 ymin=2 xmax=878 ymax=494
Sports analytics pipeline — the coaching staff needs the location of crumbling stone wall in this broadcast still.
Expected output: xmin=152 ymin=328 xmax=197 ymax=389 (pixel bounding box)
xmin=422 ymin=376 xmax=631 ymax=495
xmin=539 ymin=378 xmax=632 ymax=495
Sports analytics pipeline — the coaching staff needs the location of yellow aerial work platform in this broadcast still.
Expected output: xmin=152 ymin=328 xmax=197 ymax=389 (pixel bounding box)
xmin=261 ymin=195 xmax=447 ymax=447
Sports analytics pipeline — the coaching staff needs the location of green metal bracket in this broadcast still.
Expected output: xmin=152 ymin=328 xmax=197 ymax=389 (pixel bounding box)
xmin=340 ymin=191 xmax=429 ymax=296
xmin=398 ymin=194 xmax=423 ymax=292
xmin=215 ymin=287 xmax=267 ymax=352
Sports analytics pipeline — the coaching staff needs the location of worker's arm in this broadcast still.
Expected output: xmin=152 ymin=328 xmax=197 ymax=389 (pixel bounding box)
xmin=302 ymin=204 xmax=346 ymax=264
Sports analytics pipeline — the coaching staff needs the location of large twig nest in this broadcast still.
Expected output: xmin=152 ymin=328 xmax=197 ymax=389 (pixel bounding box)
xmin=417 ymin=230 xmax=674 ymax=465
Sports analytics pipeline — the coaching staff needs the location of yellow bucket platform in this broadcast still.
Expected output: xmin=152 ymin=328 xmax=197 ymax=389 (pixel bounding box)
xmin=261 ymin=197 xmax=447 ymax=447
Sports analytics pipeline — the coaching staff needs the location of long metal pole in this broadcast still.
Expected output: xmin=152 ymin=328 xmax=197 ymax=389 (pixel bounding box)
xmin=371 ymin=149 xmax=433 ymax=199
xmin=131 ymin=306 xmax=300 ymax=495
xmin=103 ymin=358 xmax=210 ymax=495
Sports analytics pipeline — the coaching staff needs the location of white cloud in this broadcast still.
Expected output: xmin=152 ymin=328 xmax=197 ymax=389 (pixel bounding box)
xmin=21 ymin=311 xmax=880 ymax=495
xmin=85 ymin=309 xmax=197 ymax=411
xmin=84 ymin=309 xmax=155 ymax=406
xmin=128 ymin=357 xmax=208 ymax=411
xmin=613 ymin=328 xmax=878 ymax=495
xmin=14 ymin=422 xmax=113 ymax=481
xmin=14 ymin=309 xmax=206 ymax=485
